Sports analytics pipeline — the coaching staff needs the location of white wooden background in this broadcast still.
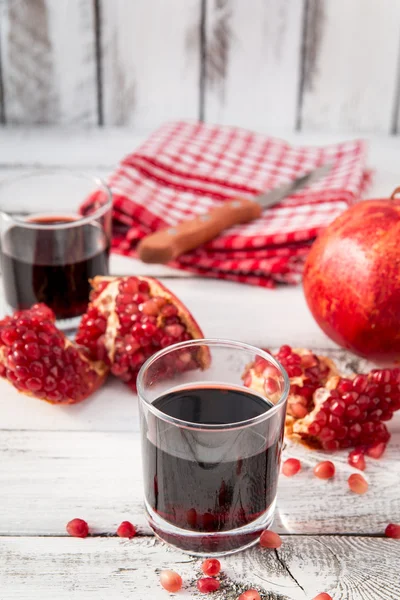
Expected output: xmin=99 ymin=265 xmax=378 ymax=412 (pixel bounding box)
xmin=1 ymin=0 xmax=400 ymax=133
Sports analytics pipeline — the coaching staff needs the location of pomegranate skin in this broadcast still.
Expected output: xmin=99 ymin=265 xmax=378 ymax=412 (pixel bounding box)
xmin=303 ymin=198 xmax=400 ymax=363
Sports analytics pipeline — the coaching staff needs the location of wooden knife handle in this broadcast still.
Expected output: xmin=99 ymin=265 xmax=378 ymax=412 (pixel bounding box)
xmin=137 ymin=198 xmax=262 ymax=264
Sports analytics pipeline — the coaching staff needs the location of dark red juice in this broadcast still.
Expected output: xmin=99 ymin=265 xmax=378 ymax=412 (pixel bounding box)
xmin=143 ymin=386 xmax=282 ymax=553
xmin=0 ymin=217 xmax=109 ymax=320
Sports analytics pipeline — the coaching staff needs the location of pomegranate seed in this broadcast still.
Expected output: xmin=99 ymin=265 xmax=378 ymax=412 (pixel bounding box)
xmin=159 ymin=570 xmax=183 ymax=593
xmin=385 ymin=523 xmax=400 ymax=538
xmin=201 ymin=558 xmax=221 ymax=576
xmin=66 ymin=518 xmax=89 ymax=538
xmin=116 ymin=521 xmax=136 ymax=538
xmin=313 ymin=461 xmax=335 ymax=479
xmin=366 ymin=442 xmax=386 ymax=459
xmin=330 ymin=399 xmax=346 ymax=416
xmin=313 ymin=594 xmax=333 ymax=600
xmin=197 ymin=578 xmax=220 ymax=593
xmin=259 ymin=529 xmax=282 ymax=549
xmin=25 ymin=377 xmax=43 ymax=392
xmin=238 ymin=590 xmax=261 ymax=600
xmin=282 ymin=458 xmax=301 ymax=476
xmin=290 ymin=403 xmax=308 ymax=418
xmin=348 ymin=449 xmax=366 ymax=471
xmin=348 ymin=473 xmax=368 ymax=494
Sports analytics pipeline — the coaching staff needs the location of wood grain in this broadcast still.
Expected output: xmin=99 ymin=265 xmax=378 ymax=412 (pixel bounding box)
xmin=0 ymin=421 xmax=398 ymax=537
xmin=204 ymin=0 xmax=304 ymax=130
xmin=300 ymin=0 xmax=400 ymax=133
xmin=1 ymin=535 xmax=399 ymax=599
xmin=1 ymin=0 xmax=97 ymax=125
xmin=101 ymin=0 xmax=201 ymax=128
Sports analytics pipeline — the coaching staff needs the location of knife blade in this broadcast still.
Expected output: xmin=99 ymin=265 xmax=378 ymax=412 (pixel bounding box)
xmin=137 ymin=162 xmax=333 ymax=264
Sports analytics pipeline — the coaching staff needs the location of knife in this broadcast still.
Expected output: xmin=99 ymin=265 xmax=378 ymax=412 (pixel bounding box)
xmin=137 ymin=162 xmax=332 ymax=264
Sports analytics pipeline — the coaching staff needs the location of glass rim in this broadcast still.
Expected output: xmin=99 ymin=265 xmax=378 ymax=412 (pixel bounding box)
xmin=0 ymin=169 xmax=112 ymax=230
xmin=137 ymin=338 xmax=290 ymax=431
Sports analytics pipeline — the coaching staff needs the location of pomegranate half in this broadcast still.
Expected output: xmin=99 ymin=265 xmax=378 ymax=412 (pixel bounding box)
xmin=76 ymin=276 xmax=207 ymax=390
xmin=303 ymin=189 xmax=400 ymax=363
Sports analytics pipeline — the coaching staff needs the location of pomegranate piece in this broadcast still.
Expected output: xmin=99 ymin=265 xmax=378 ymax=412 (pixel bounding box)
xmin=385 ymin=523 xmax=400 ymax=539
xmin=66 ymin=518 xmax=89 ymax=538
xmin=282 ymin=458 xmax=301 ymax=476
xmin=259 ymin=529 xmax=282 ymax=549
xmin=159 ymin=570 xmax=183 ymax=593
xmin=201 ymin=558 xmax=221 ymax=576
xmin=196 ymin=578 xmax=220 ymax=593
xmin=348 ymin=473 xmax=368 ymax=494
xmin=313 ymin=461 xmax=335 ymax=479
xmin=0 ymin=304 xmax=107 ymax=404
xmin=366 ymin=441 xmax=387 ymax=459
xmin=348 ymin=449 xmax=366 ymax=471
xmin=116 ymin=521 xmax=136 ymax=538
xmin=313 ymin=594 xmax=333 ymax=600
xmin=76 ymin=276 xmax=208 ymax=391
xmin=238 ymin=590 xmax=261 ymax=600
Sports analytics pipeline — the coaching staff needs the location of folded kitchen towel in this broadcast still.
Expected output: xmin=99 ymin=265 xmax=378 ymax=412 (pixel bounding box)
xmin=82 ymin=121 xmax=372 ymax=287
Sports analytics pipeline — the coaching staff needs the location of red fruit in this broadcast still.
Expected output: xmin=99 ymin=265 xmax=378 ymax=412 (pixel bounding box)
xmin=282 ymin=458 xmax=301 ymax=476
xmin=201 ymin=559 xmax=221 ymax=576
xmin=159 ymin=570 xmax=183 ymax=593
xmin=313 ymin=461 xmax=335 ymax=479
xmin=348 ymin=473 xmax=368 ymax=494
xmin=76 ymin=276 xmax=208 ymax=391
xmin=366 ymin=441 xmax=387 ymax=459
xmin=0 ymin=304 xmax=107 ymax=404
xmin=66 ymin=518 xmax=89 ymax=538
xmin=385 ymin=523 xmax=400 ymax=539
xmin=197 ymin=578 xmax=220 ymax=593
xmin=313 ymin=594 xmax=333 ymax=600
xmin=238 ymin=590 xmax=261 ymax=600
xmin=259 ymin=529 xmax=282 ymax=549
xmin=116 ymin=521 xmax=136 ymax=538
xmin=303 ymin=193 xmax=400 ymax=363
xmin=348 ymin=449 xmax=366 ymax=471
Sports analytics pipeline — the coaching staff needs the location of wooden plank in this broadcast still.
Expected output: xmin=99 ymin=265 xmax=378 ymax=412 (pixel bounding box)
xmin=1 ymin=535 xmax=399 ymax=599
xmin=101 ymin=0 xmax=201 ymax=128
xmin=0 ymin=0 xmax=97 ymax=125
xmin=204 ymin=0 xmax=304 ymax=130
xmin=0 ymin=421 xmax=398 ymax=536
xmin=300 ymin=0 xmax=400 ymax=133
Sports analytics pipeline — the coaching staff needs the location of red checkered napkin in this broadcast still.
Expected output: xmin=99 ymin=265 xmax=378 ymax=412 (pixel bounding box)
xmin=84 ymin=121 xmax=371 ymax=287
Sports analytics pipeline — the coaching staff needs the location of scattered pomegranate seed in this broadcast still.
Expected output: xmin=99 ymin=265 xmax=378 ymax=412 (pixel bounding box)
xmin=116 ymin=521 xmax=136 ymax=538
xmin=385 ymin=523 xmax=400 ymax=539
xmin=66 ymin=518 xmax=89 ymax=538
xmin=313 ymin=594 xmax=333 ymax=600
xmin=348 ymin=473 xmax=368 ymax=494
xmin=201 ymin=558 xmax=221 ymax=576
xmin=366 ymin=441 xmax=387 ymax=459
xmin=313 ymin=461 xmax=335 ymax=479
xmin=282 ymin=458 xmax=301 ymax=476
xmin=197 ymin=578 xmax=220 ymax=593
xmin=259 ymin=529 xmax=282 ymax=549
xmin=159 ymin=570 xmax=183 ymax=593
xmin=348 ymin=449 xmax=366 ymax=471
xmin=238 ymin=590 xmax=261 ymax=600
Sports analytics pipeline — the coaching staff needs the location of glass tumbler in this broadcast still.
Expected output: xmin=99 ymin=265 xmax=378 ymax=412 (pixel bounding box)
xmin=137 ymin=339 xmax=289 ymax=556
xmin=0 ymin=171 xmax=112 ymax=331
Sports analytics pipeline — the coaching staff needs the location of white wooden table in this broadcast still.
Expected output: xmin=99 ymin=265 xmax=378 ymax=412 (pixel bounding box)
xmin=0 ymin=129 xmax=399 ymax=599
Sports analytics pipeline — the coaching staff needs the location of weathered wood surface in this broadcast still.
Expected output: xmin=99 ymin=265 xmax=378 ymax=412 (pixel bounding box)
xmin=204 ymin=0 xmax=303 ymax=129
xmin=100 ymin=0 xmax=201 ymax=127
xmin=1 ymin=535 xmax=399 ymax=599
xmin=0 ymin=0 xmax=97 ymax=124
xmin=300 ymin=0 xmax=400 ymax=133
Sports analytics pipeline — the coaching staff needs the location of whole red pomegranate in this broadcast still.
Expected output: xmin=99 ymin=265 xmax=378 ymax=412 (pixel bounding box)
xmin=303 ymin=190 xmax=400 ymax=362
xmin=76 ymin=276 xmax=207 ymax=390
xmin=0 ymin=304 xmax=107 ymax=403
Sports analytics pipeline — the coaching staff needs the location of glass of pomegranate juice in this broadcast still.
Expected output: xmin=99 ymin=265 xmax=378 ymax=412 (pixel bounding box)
xmin=137 ymin=339 xmax=289 ymax=555
xmin=0 ymin=171 xmax=112 ymax=331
